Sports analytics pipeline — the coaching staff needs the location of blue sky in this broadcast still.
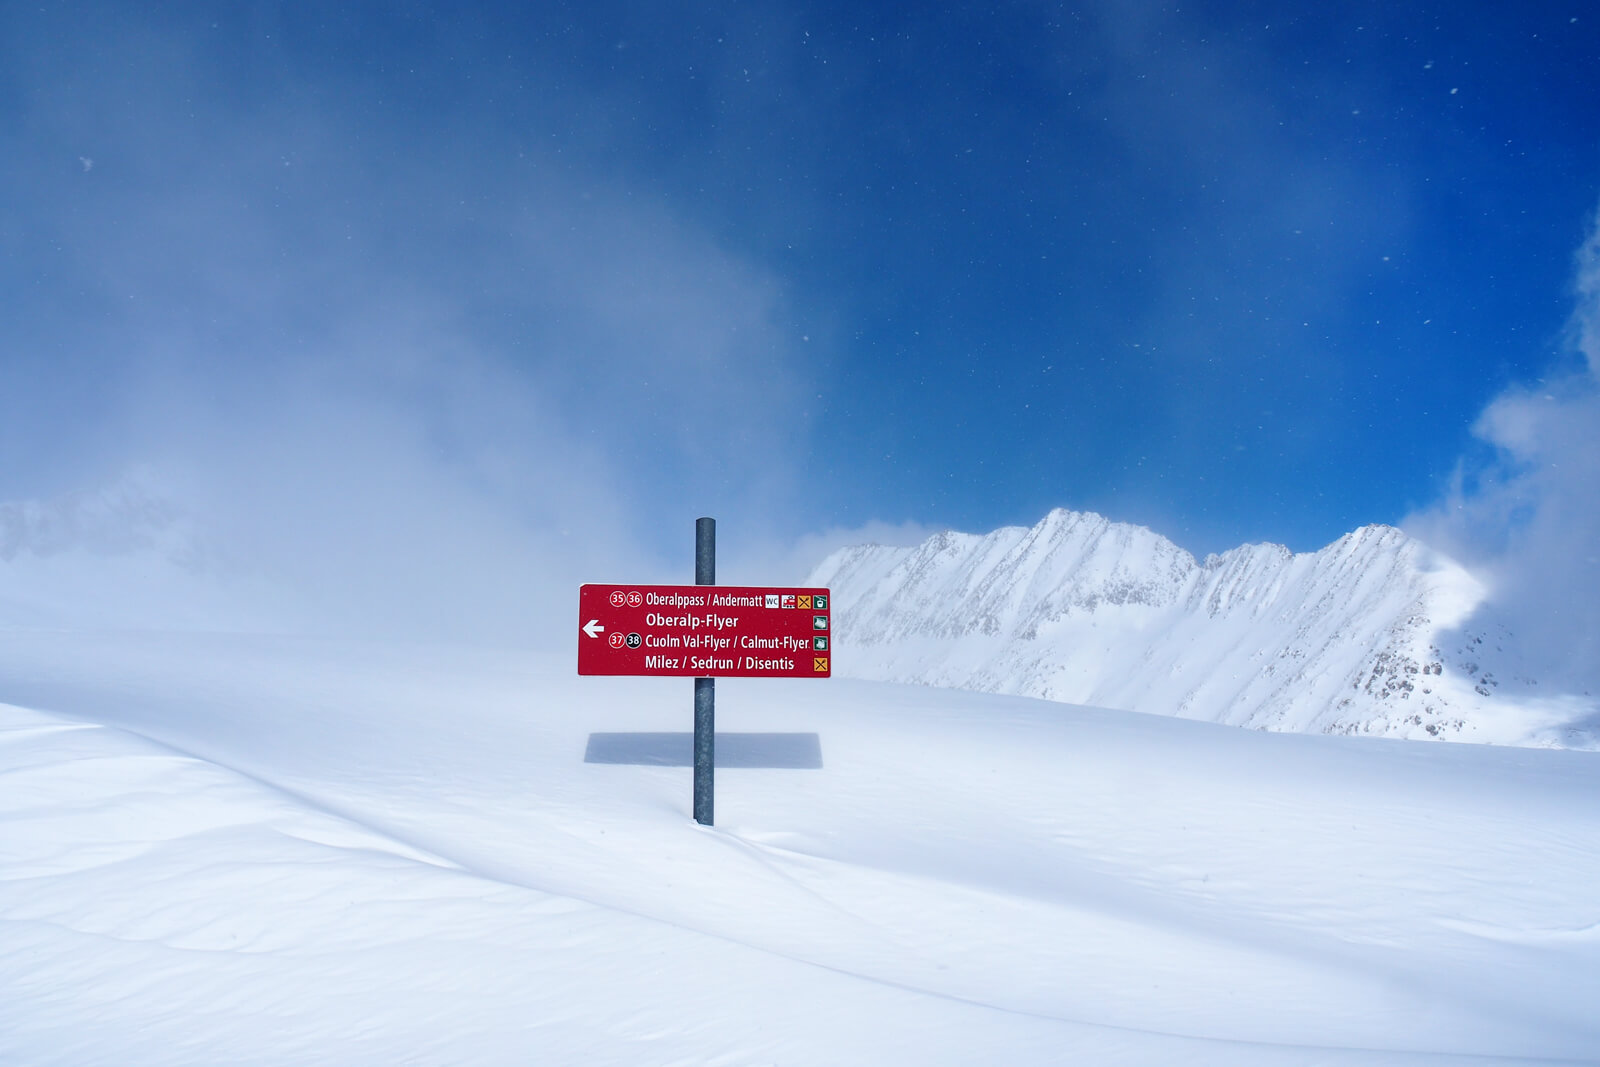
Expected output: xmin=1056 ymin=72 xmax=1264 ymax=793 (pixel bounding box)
xmin=3 ymin=2 xmax=1598 ymax=646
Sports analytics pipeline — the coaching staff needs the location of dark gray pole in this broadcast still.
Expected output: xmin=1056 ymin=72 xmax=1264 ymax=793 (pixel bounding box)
xmin=693 ymin=517 xmax=716 ymax=825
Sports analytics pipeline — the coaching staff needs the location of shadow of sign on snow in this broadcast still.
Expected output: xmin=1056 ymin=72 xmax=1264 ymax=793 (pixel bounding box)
xmin=584 ymin=732 xmax=823 ymax=769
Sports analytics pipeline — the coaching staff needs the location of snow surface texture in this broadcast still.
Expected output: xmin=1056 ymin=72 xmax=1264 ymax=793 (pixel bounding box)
xmin=1 ymin=633 xmax=1597 ymax=1065
xmin=808 ymin=509 xmax=1598 ymax=748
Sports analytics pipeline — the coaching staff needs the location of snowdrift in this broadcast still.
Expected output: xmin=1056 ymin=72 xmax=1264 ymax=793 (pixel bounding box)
xmin=1 ymin=632 xmax=1597 ymax=1064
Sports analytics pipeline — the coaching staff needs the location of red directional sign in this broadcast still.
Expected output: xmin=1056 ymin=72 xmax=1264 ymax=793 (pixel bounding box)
xmin=578 ymin=584 xmax=832 ymax=678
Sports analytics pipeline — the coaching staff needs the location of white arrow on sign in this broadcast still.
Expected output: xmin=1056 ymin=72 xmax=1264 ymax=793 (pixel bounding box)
xmin=582 ymin=619 xmax=605 ymax=639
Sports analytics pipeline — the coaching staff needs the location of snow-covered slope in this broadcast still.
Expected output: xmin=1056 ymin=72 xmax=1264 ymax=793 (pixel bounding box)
xmin=808 ymin=509 xmax=1594 ymax=747
xmin=1 ymin=631 xmax=1597 ymax=1064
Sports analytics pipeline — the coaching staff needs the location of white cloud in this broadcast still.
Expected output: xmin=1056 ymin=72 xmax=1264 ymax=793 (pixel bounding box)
xmin=1569 ymin=204 xmax=1600 ymax=374
xmin=0 ymin=10 xmax=816 ymax=642
xmin=1406 ymin=203 xmax=1600 ymax=692
xmin=738 ymin=519 xmax=949 ymax=587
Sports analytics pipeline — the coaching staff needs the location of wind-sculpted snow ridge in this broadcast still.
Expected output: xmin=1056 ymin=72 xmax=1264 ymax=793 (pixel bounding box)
xmin=3 ymin=634 xmax=1598 ymax=1063
xmin=809 ymin=509 xmax=1596 ymax=748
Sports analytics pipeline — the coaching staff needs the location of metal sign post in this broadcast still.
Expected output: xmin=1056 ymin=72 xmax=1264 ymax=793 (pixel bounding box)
xmin=694 ymin=517 xmax=715 ymax=826
xmin=575 ymin=517 xmax=831 ymax=826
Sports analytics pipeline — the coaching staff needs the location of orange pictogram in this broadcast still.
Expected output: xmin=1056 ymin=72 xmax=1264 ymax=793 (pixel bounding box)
xmin=797 ymin=594 xmax=812 ymax=609
xmin=813 ymin=657 xmax=829 ymax=672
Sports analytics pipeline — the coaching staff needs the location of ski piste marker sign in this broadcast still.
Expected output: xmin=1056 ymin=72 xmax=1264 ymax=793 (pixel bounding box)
xmin=578 ymin=584 xmax=832 ymax=678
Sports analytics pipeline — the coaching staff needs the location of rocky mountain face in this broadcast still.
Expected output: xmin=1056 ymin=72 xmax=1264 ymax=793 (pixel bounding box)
xmin=807 ymin=509 xmax=1588 ymax=747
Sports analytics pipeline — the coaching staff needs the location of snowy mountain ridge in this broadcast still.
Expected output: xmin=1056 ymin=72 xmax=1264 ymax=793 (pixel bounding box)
xmin=807 ymin=508 xmax=1592 ymax=747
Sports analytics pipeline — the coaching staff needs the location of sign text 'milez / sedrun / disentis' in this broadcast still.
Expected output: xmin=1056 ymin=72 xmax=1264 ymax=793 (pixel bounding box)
xmin=645 ymin=653 xmax=799 ymax=671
